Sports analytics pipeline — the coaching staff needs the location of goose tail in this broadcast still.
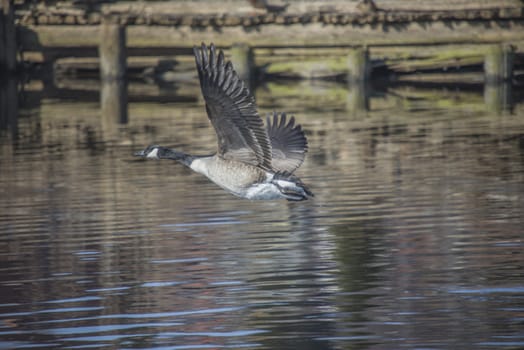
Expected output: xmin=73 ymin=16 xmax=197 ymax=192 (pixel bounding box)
xmin=272 ymin=171 xmax=314 ymax=201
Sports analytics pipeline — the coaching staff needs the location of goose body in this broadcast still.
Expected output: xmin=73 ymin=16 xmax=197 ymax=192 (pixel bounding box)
xmin=190 ymin=157 xmax=280 ymax=200
xmin=135 ymin=43 xmax=313 ymax=201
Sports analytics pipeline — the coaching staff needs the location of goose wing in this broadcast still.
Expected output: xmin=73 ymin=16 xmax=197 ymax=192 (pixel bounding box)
xmin=193 ymin=43 xmax=272 ymax=170
xmin=266 ymin=112 xmax=308 ymax=173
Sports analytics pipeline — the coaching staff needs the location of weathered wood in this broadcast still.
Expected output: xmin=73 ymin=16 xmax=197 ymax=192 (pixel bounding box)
xmin=346 ymin=81 xmax=369 ymax=114
xmin=44 ymin=76 xmax=198 ymax=103
xmin=12 ymin=0 xmax=524 ymax=86
xmin=382 ymin=46 xmax=486 ymax=73
xmin=98 ymin=19 xmax=127 ymax=80
xmin=347 ymin=47 xmax=370 ymax=83
xmin=53 ymin=56 xmax=189 ymax=75
xmin=484 ymin=44 xmax=515 ymax=83
xmin=100 ymin=79 xmax=128 ymax=126
xmin=484 ymin=81 xmax=512 ymax=114
xmin=264 ymin=56 xmax=347 ymax=80
xmin=18 ymin=18 xmax=524 ymax=50
xmin=50 ymin=44 xmax=522 ymax=85
xmin=15 ymin=5 xmax=524 ymax=27
xmin=260 ymin=44 xmax=522 ymax=82
xmin=98 ymin=17 xmax=128 ymax=124
xmin=230 ymin=43 xmax=254 ymax=85
xmin=395 ymin=72 xmax=485 ymax=84
xmin=388 ymin=86 xmax=486 ymax=112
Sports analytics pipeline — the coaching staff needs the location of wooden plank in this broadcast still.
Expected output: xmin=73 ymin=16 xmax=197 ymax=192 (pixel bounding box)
xmin=15 ymin=4 xmax=524 ymax=26
xmin=19 ymin=18 xmax=524 ymax=51
xmin=50 ymin=43 xmax=521 ymax=84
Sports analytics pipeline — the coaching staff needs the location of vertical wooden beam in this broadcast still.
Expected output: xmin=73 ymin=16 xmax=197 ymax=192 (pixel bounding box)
xmin=230 ymin=43 xmax=254 ymax=85
xmin=99 ymin=17 xmax=127 ymax=81
xmin=347 ymin=47 xmax=371 ymax=84
xmin=346 ymin=81 xmax=369 ymax=114
xmin=99 ymin=16 xmax=128 ymax=125
xmin=101 ymin=79 xmax=128 ymax=129
xmin=484 ymin=81 xmax=512 ymax=115
xmin=484 ymin=44 xmax=514 ymax=84
xmin=1 ymin=0 xmax=17 ymax=73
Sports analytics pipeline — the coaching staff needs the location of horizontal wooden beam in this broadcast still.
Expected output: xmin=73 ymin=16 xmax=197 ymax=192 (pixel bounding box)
xmin=19 ymin=18 xmax=524 ymax=51
xmin=15 ymin=6 xmax=524 ymax=27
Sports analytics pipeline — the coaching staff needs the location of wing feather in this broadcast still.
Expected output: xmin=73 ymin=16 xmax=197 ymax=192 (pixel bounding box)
xmin=266 ymin=112 xmax=308 ymax=173
xmin=193 ymin=43 xmax=272 ymax=169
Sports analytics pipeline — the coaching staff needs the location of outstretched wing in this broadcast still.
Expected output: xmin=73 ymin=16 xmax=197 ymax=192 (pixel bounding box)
xmin=193 ymin=43 xmax=272 ymax=170
xmin=266 ymin=112 xmax=308 ymax=173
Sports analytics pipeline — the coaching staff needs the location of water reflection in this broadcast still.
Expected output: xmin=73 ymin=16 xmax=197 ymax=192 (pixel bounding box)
xmin=0 ymin=80 xmax=523 ymax=349
xmin=100 ymin=78 xmax=128 ymax=127
xmin=0 ymin=77 xmax=18 ymax=138
xmin=484 ymin=81 xmax=513 ymax=115
xmin=346 ymin=81 xmax=370 ymax=114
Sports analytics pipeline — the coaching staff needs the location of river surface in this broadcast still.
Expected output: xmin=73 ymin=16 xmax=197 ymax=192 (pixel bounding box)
xmin=1 ymin=80 xmax=523 ymax=349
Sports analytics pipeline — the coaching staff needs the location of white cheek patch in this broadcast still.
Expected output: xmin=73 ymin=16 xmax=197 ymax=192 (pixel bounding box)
xmin=146 ymin=148 xmax=159 ymax=159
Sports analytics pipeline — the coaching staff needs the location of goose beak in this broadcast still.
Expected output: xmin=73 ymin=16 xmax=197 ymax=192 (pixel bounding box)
xmin=134 ymin=149 xmax=146 ymax=157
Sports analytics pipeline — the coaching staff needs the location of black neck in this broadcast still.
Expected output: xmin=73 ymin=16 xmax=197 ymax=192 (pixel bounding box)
xmin=157 ymin=147 xmax=194 ymax=167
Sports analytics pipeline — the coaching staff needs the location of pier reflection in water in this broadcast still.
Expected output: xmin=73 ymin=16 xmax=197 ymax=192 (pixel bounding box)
xmin=0 ymin=80 xmax=523 ymax=349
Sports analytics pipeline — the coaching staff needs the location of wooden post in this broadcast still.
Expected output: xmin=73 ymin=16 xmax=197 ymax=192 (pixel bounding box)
xmin=99 ymin=16 xmax=128 ymax=125
xmin=101 ymin=79 xmax=128 ymax=128
xmin=1 ymin=0 xmax=17 ymax=73
xmin=347 ymin=47 xmax=371 ymax=84
xmin=484 ymin=81 xmax=512 ymax=115
xmin=484 ymin=44 xmax=514 ymax=84
xmin=346 ymin=81 xmax=369 ymax=115
xmin=230 ymin=43 xmax=254 ymax=85
xmin=99 ymin=17 xmax=127 ymax=81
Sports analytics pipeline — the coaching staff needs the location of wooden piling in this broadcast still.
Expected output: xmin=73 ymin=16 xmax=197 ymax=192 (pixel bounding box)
xmin=99 ymin=16 xmax=128 ymax=125
xmin=230 ymin=43 xmax=254 ymax=85
xmin=99 ymin=17 xmax=127 ymax=80
xmin=346 ymin=81 xmax=369 ymax=114
xmin=484 ymin=44 xmax=514 ymax=83
xmin=0 ymin=0 xmax=17 ymax=73
xmin=101 ymin=79 xmax=128 ymax=127
xmin=347 ymin=47 xmax=371 ymax=84
xmin=484 ymin=81 xmax=512 ymax=115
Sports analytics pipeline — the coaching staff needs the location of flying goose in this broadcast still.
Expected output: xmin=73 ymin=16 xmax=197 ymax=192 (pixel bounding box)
xmin=135 ymin=43 xmax=313 ymax=201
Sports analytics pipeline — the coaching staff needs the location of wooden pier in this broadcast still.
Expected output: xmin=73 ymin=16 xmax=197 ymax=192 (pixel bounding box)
xmin=6 ymin=0 xmax=524 ymax=85
xmin=0 ymin=0 xmax=524 ymax=98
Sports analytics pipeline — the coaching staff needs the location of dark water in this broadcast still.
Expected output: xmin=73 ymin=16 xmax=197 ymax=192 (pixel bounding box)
xmin=1 ymin=80 xmax=524 ymax=349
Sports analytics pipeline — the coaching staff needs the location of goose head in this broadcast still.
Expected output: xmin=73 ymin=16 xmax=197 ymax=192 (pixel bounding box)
xmin=134 ymin=145 xmax=161 ymax=159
